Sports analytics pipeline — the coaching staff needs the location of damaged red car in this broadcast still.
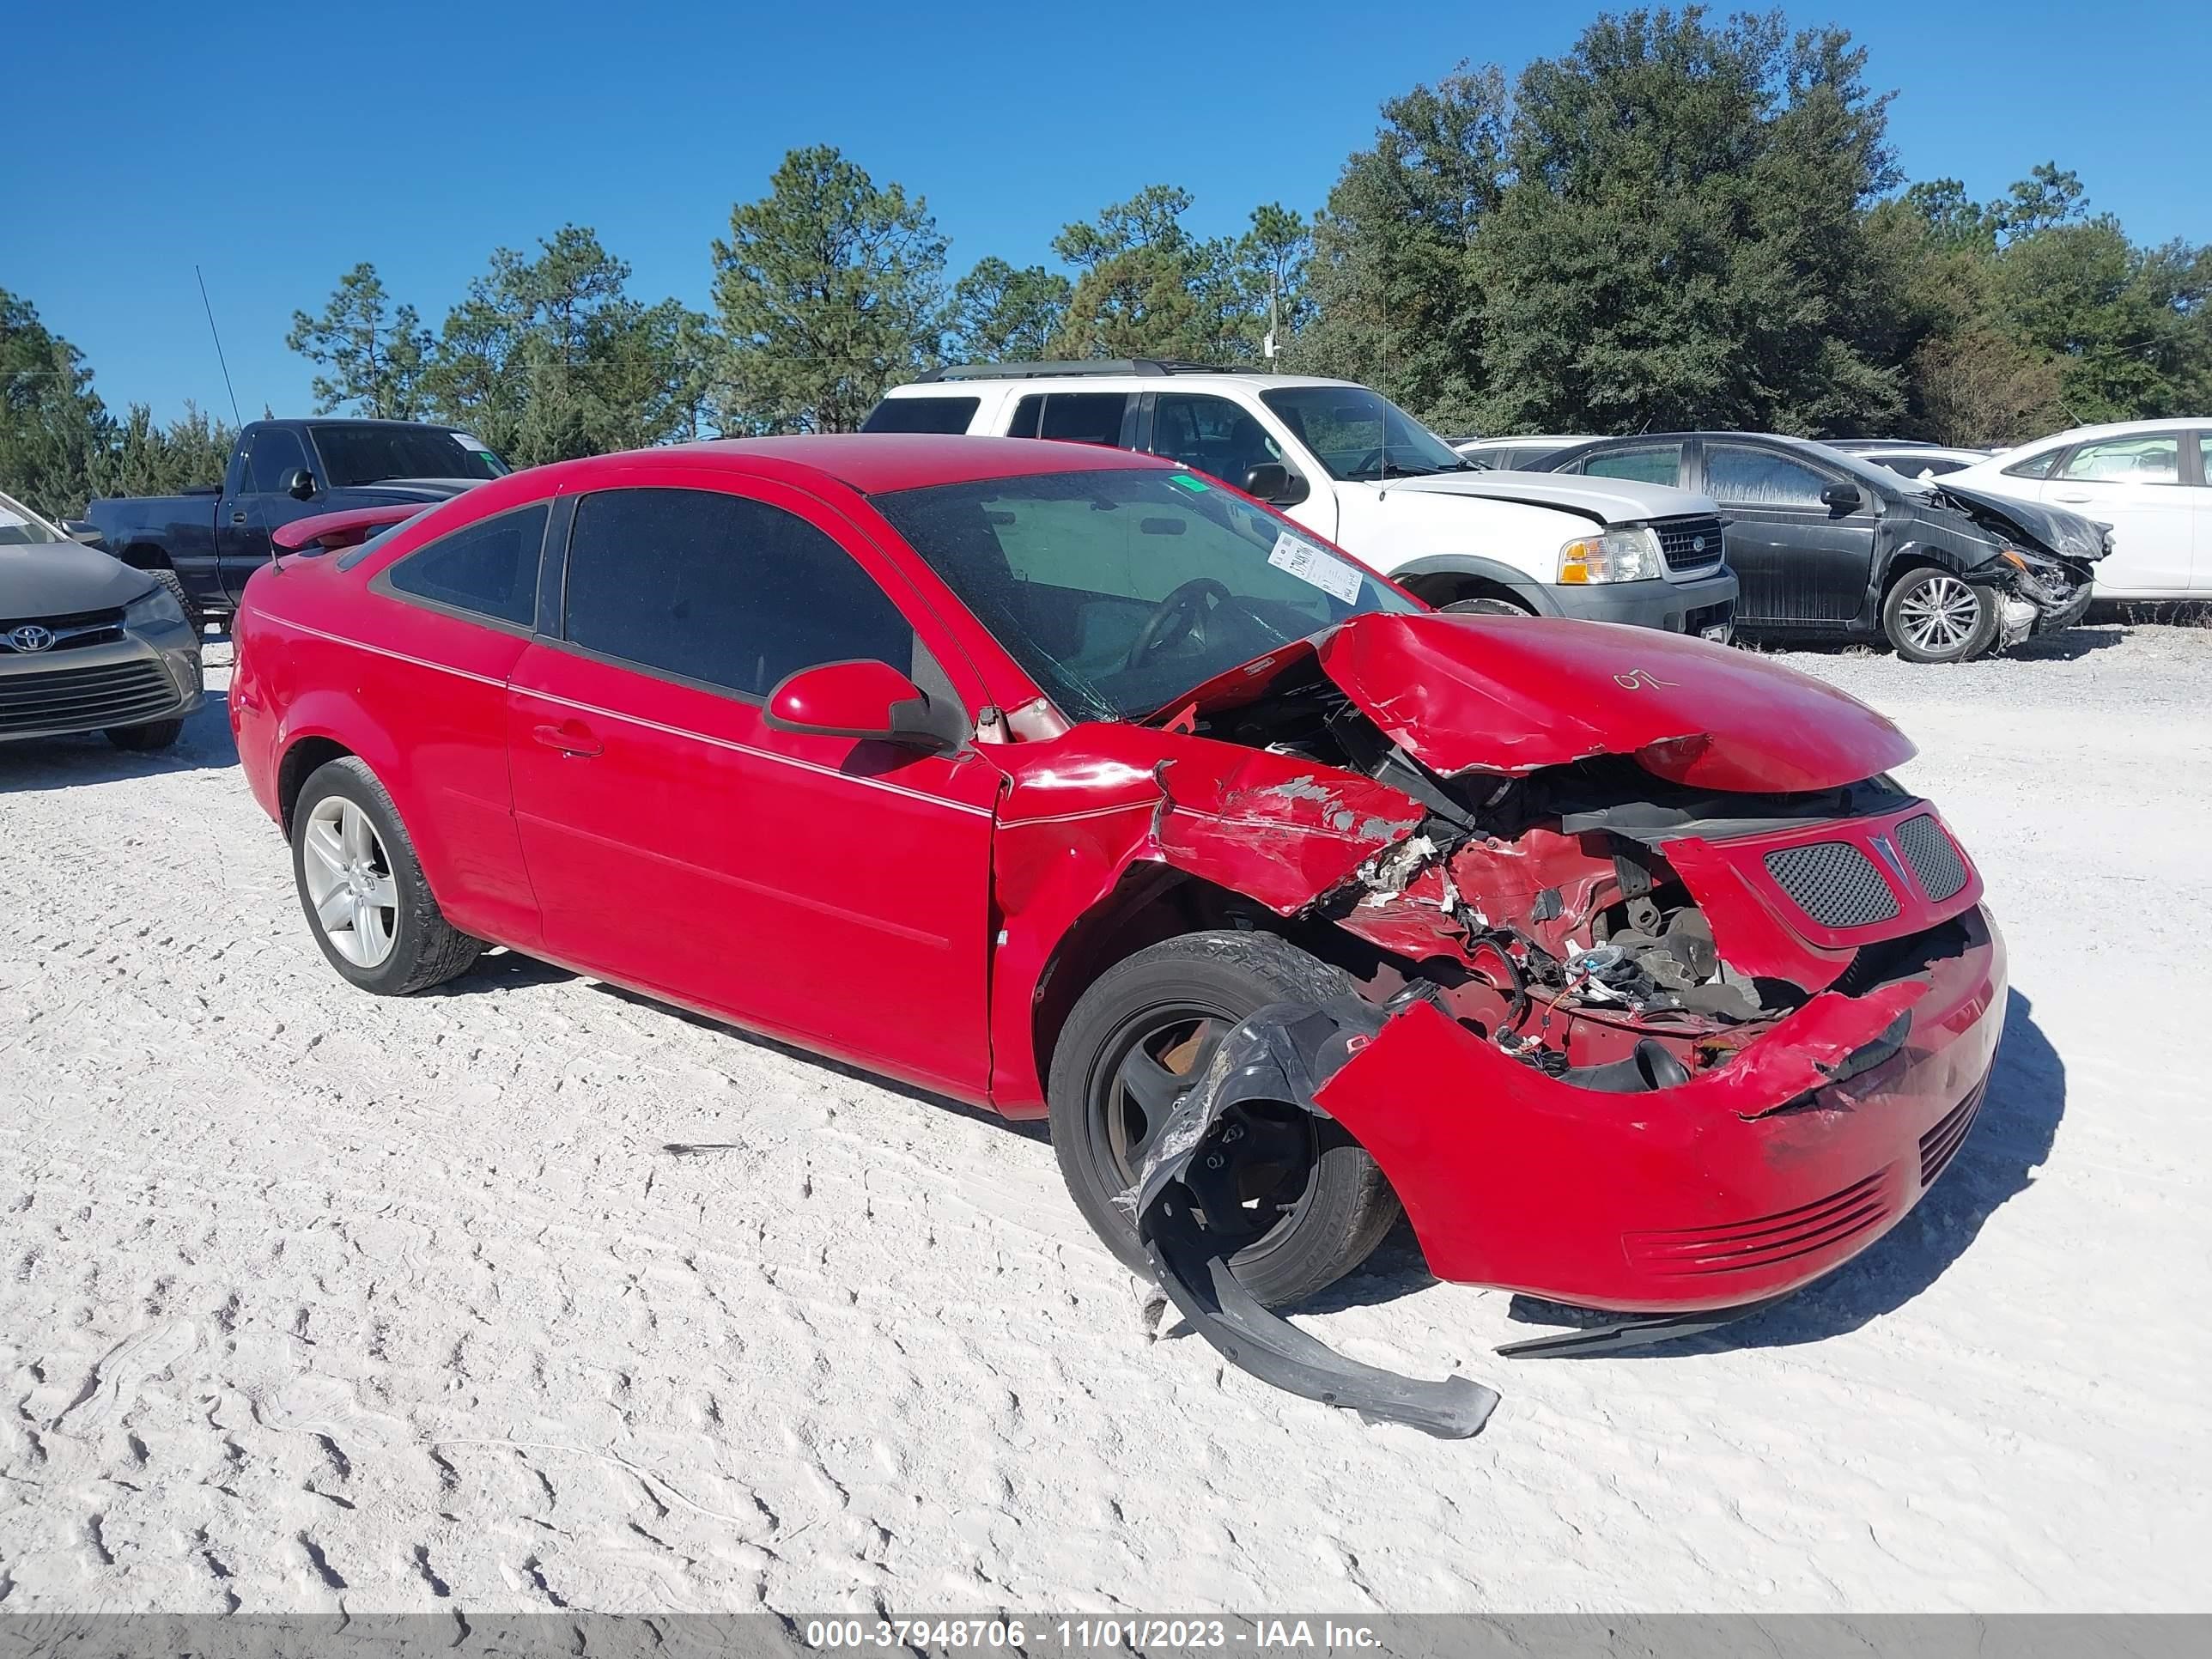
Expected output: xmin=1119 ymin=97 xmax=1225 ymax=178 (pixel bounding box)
xmin=234 ymin=436 xmax=2003 ymax=1431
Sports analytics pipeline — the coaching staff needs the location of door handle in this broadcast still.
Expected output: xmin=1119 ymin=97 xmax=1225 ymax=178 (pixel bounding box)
xmin=532 ymin=720 xmax=602 ymax=757
xmin=230 ymin=511 xmax=249 ymax=525
xmin=2052 ymin=491 xmax=2093 ymax=503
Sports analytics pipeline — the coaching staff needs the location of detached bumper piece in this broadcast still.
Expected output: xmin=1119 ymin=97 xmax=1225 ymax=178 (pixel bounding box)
xmin=1131 ymin=998 xmax=1500 ymax=1439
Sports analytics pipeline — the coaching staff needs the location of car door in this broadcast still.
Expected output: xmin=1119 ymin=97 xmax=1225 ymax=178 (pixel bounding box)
xmin=1698 ymin=441 xmax=1878 ymax=627
xmin=504 ymin=477 xmax=1001 ymax=1097
xmin=217 ymin=426 xmax=319 ymax=604
xmin=2042 ymin=430 xmax=2196 ymax=596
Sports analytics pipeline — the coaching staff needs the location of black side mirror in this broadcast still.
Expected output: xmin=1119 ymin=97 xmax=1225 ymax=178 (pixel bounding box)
xmin=1243 ymin=462 xmax=1308 ymax=507
xmin=286 ymin=468 xmax=318 ymax=501
xmin=1820 ymin=482 xmax=1863 ymax=513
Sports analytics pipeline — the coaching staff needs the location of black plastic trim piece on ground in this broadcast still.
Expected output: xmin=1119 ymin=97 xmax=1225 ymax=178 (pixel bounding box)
xmin=1142 ymin=1188 xmax=1499 ymax=1438
xmin=1493 ymin=1294 xmax=1790 ymax=1358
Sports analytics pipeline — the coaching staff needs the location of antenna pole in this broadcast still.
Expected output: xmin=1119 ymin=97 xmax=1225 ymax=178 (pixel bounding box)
xmin=195 ymin=265 xmax=243 ymax=427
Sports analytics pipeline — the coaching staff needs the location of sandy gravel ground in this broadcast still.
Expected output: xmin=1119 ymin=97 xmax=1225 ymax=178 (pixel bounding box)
xmin=1 ymin=623 xmax=2206 ymax=1615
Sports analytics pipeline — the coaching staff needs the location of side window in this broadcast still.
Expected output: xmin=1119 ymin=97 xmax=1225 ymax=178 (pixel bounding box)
xmin=245 ymin=428 xmax=309 ymax=493
xmin=1149 ymin=394 xmax=1284 ymax=487
xmin=860 ymin=396 xmax=981 ymax=434
xmin=2002 ymin=447 xmax=2061 ymax=479
xmin=563 ymin=488 xmax=927 ymax=700
xmin=1580 ymin=443 xmax=1683 ymax=487
xmin=2057 ymin=434 xmax=2181 ymax=484
xmin=1006 ymin=392 xmax=1130 ymax=447
xmin=1704 ymin=444 xmax=1830 ymax=507
xmin=383 ymin=503 xmax=547 ymax=628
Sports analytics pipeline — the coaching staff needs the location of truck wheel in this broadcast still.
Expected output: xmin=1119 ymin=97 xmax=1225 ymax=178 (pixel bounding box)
xmin=1883 ymin=568 xmax=1996 ymax=664
xmin=106 ymin=719 xmax=184 ymax=752
xmin=1443 ymin=595 xmax=1532 ymax=617
xmin=290 ymin=757 xmax=483 ymax=995
xmin=147 ymin=568 xmax=205 ymax=635
xmin=1048 ymin=930 xmax=1401 ymax=1308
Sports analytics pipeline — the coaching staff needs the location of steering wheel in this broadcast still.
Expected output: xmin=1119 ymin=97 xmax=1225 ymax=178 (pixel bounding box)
xmin=1346 ymin=447 xmax=1385 ymax=477
xmin=1126 ymin=578 xmax=1233 ymax=671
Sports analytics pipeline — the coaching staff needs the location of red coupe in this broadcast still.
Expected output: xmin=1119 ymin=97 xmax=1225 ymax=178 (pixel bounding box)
xmin=234 ymin=436 xmax=2004 ymax=1429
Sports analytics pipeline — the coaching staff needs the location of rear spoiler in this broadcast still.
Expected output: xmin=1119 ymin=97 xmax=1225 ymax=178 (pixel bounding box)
xmin=272 ymin=503 xmax=427 ymax=556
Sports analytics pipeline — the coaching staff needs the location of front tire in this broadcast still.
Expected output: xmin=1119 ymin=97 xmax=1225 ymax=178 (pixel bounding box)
xmin=1443 ymin=595 xmax=1533 ymax=618
xmin=1047 ymin=930 xmax=1401 ymax=1308
xmin=1884 ymin=567 xmax=1996 ymax=663
xmin=106 ymin=718 xmax=184 ymax=751
xmin=290 ymin=757 xmax=483 ymax=994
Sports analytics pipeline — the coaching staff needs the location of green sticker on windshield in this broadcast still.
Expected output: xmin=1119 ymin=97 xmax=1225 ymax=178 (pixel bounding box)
xmin=1168 ymin=473 xmax=1211 ymax=491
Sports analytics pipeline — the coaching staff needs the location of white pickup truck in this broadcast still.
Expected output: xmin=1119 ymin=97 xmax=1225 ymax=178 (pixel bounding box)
xmin=865 ymin=362 xmax=1738 ymax=637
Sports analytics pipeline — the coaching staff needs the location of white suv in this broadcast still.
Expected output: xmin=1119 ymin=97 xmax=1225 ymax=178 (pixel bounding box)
xmin=865 ymin=362 xmax=1739 ymax=637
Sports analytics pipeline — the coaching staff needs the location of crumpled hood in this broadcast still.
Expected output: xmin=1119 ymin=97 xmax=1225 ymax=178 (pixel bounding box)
xmin=1926 ymin=482 xmax=2108 ymax=564
xmin=0 ymin=540 xmax=155 ymax=618
xmin=1313 ymin=612 xmax=1915 ymax=792
xmin=1376 ymin=469 xmax=1719 ymax=525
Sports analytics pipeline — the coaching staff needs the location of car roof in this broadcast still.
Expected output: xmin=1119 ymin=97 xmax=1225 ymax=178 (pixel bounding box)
xmin=881 ymin=372 xmax=1361 ymax=397
xmin=2008 ymin=416 xmax=2207 ymax=445
xmin=632 ymin=434 xmax=1178 ymax=495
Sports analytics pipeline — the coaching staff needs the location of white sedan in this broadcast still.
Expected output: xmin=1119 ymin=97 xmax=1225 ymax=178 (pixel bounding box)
xmin=1943 ymin=418 xmax=2209 ymax=599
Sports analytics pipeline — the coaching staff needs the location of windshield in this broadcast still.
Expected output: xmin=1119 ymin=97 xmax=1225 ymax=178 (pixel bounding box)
xmin=0 ymin=491 xmax=68 ymax=545
xmin=309 ymin=425 xmax=511 ymax=487
xmin=1259 ymin=386 xmax=1468 ymax=481
xmin=874 ymin=466 xmax=1419 ymax=722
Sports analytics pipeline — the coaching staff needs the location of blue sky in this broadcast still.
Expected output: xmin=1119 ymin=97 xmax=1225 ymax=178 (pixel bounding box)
xmin=8 ymin=0 xmax=2205 ymax=425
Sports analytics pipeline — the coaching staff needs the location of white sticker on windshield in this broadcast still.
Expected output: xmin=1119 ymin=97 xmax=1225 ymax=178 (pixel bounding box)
xmin=1267 ymin=532 xmax=1364 ymax=604
xmin=450 ymin=432 xmax=489 ymax=451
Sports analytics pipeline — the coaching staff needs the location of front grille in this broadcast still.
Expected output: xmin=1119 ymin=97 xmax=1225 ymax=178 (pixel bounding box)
xmin=0 ymin=605 xmax=126 ymax=653
xmin=1655 ymin=515 xmax=1725 ymax=572
xmin=0 ymin=658 xmax=179 ymax=734
xmin=1893 ymin=813 xmax=1967 ymax=902
xmin=1623 ymin=1169 xmax=1893 ymax=1277
xmin=1918 ymin=1081 xmax=1984 ymax=1188
xmin=1765 ymin=841 xmax=1900 ymax=928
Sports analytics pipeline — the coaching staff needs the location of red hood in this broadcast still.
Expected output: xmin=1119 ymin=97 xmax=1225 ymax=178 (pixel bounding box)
xmin=1304 ymin=613 xmax=1915 ymax=793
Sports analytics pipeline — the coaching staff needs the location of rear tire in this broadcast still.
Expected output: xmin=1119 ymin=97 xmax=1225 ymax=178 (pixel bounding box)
xmin=1443 ymin=595 xmax=1533 ymax=618
xmin=1883 ymin=567 xmax=1996 ymax=664
xmin=106 ymin=718 xmax=184 ymax=751
xmin=290 ymin=757 xmax=483 ymax=995
xmin=1047 ymin=930 xmax=1401 ymax=1308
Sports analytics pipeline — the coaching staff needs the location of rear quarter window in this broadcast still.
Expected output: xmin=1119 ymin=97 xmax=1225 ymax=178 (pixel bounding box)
xmin=860 ymin=396 xmax=981 ymax=434
xmin=378 ymin=503 xmax=548 ymax=629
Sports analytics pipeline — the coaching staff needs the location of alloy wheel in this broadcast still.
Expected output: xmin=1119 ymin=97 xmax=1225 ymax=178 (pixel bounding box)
xmin=301 ymin=798 xmax=399 ymax=968
xmin=1899 ymin=575 xmax=1981 ymax=654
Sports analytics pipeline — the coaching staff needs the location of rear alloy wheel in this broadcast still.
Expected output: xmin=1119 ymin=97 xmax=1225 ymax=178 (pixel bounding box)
xmin=290 ymin=757 xmax=483 ymax=994
xmin=1884 ymin=567 xmax=1996 ymax=664
xmin=1048 ymin=930 xmax=1400 ymax=1308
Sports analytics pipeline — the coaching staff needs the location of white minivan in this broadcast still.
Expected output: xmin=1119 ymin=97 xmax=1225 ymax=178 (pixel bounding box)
xmin=865 ymin=362 xmax=1739 ymax=638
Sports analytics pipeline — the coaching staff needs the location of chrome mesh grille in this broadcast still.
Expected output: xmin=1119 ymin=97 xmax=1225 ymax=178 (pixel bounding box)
xmin=1655 ymin=515 xmax=1725 ymax=572
xmin=1893 ymin=813 xmax=1967 ymax=902
xmin=1765 ymin=841 xmax=1899 ymax=928
xmin=0 ymin=659 xmax=179 ymax=734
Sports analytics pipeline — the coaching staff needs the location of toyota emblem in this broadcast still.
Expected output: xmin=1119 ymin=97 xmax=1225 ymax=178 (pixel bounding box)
xmin=6 ymin=624 xmax=55 ymax=653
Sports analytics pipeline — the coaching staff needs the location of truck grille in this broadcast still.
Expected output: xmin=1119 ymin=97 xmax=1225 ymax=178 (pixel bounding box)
xmin=0 ymin=606 xmax=126 ymax=653
xmin=1765 ymin=841 xmax=1900 ymax=928
xmin=1623 ymin=1169 xmax=1892 ymax=1277
xmin=1656 ymin=515 xmax=1725 ymax=572
xmin=1893 ymin=813 xmax=1967 ymax=902
xmin=0 ymin=658 xmax=179 ymax=735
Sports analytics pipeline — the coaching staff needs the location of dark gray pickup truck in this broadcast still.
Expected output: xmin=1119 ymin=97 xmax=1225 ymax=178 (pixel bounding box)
xmin=84 ymin=418 xmax=507 ymax=628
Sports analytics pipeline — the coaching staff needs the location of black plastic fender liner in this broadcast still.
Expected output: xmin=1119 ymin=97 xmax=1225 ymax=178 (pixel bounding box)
xmin=1493 ymin=1294 xmax=1789 ymax=1358
xmin=1128 ymin=995 xmax=1501 ymax=1439
xmin=1141 ymin=1187 xmax=1500 ymax=1438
